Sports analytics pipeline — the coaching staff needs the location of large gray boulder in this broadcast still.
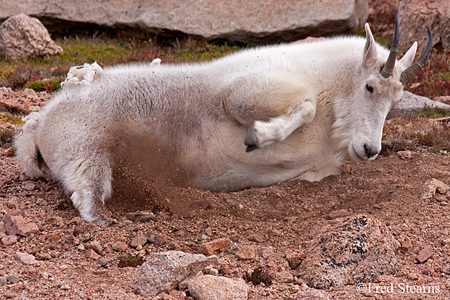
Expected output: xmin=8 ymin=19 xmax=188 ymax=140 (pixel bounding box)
xmin=399 ymin=0 xmax=450 ymax=52
xmin=297 ymin=215 xmax=399 ymax=289
xmin=0 ymin=0 xmax=368 ymax=44
xmin=388 ymin=91 xmax=450 ymax=119
xmin=136 ymin=251 xmax=219 ymax=298
xmin=0 ymin=14 xmax=63 ymax=58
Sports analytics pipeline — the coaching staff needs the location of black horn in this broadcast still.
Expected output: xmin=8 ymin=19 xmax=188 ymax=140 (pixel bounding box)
xmin=380 ymin=11 xmax=399 ymax=78
xmin=400 ymin=26 xmax=433 ymax=85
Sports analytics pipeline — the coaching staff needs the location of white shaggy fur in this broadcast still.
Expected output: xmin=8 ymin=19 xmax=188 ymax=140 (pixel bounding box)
xmin=15 ymin=24 xmax=421 ymax=223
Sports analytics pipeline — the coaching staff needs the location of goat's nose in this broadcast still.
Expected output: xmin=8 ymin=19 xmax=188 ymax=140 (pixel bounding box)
xmin=364 ymin=144 xmax=379 ymax=159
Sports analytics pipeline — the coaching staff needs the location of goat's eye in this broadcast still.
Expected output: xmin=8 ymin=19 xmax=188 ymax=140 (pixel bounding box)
xmin=366 ymin=84 xmax=374 ymax=94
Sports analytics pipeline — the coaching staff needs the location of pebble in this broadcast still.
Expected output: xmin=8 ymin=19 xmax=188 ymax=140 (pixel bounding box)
xmin=98 ymin=258 xmax=109 ymax=267
xmin=125 ymin=211 xmax=156 ymax=223
xmin=199 ymin=238 xmax=232 ymax=256
xmin=235 ymin=245 xmax=256 ymax=260
xmin=1 ymin=235 xmax=18 ymax=246
xmin=397 ymin=150 xmax=412 ymax=159
xmin=3 ymin=213 xmax=39 ymax=236
xmin=15 ymin=251 xmax=39 ymax=266
xmin=154 ymin=235 xmax=167 ymax=247
xmin=285 ymin=251 xmax=306 ymax=269
xmin=416 ymin=246 xmax=433 ymax=264
xmin=130 ymin=233 xmax=148 ymax=248
xmin=6 ymin=275 xmax=20 ymax=284
xmin=399 ymin=236 xmax=413 ymax=252
xmin=187 ymin=275 xmax=250 ymax=300
xmin=46 ymin=232 xmax=63 ymax=241
xmin=203 ymin=265 xmax=219 ymax=276
xmin=327 ymin=209 xmax=349 ymax=219
xmin=87 ymin=240 xmax=103 ymax=255
xmin=112 ymin=241 xmax=128 ymax=252
xmin=86 ymin=248 xmax=101 ymax=260
xmin=0 ymin=276 xmax=6 ymax=286
xmin=248 ymin=233 xmax=265 ymax=243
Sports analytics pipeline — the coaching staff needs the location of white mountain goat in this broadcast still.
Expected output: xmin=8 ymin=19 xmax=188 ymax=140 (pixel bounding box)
xmin=14 ymin=16 xmax=432 ymax=224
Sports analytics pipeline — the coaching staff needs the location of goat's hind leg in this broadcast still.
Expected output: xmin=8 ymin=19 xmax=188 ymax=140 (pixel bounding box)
xmin=65 ymin=155 xmax=113 ymax=225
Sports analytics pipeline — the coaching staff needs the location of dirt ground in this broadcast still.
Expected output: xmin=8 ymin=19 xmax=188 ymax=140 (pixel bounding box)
xmin=1 ymin=100 xmax=450 ymax=299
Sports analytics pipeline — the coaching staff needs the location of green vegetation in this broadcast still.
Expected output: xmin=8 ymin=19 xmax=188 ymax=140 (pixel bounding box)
xmin=0 ymin=36 xmax=241 ymax=92
xmin=118 ymin=253 xmax=144 ymax=267
xmin=1 ymin=112 xmax=24 ymax=124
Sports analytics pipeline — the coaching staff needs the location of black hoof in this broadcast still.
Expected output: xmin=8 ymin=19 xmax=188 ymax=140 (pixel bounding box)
xmin=245 ymin=128 xmax=259 ymax=152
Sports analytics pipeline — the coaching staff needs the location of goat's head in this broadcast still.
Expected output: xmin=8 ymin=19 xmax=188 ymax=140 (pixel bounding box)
xmin=342 ymin=12 xmax=432 ymax=162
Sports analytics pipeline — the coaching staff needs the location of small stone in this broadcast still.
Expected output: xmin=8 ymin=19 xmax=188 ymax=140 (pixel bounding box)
xmin=399 ymin=236 xmax=413 ymax=252
xmin=442 ymin=238 xmax=450 ymax=247
xmin=270 ymin=228 xmax=283 ymax=236
xmin=421 ymin=179 xmax=450 ymax=201
xmin=125 ymin=211 xmax=156 ymax=223
xmin=60 ymin=284 xmax=70 ymax=290
xmin=1 ymin=235 xmax=18 ymax=246
xmin=6 ymin=200 xmax=15 ymax=209
xmin=87 ymin=240 xmax=103 ymax=255
xmin=22 ymin=181 xmax=36 ymax=191
xmin=203 ymin=265 xmax=219 ymax=276
xmin=136 ymin=251 xmax=219 ymax=298
xmin=131 ymin=233 xmax=148 ymax=248
xmin=327 ymin=209 xmax=349 ymax=219
xmin=397 ymin=150 xmax=412 ymax=159
xmin=295 ymin=289 xmax=331 ymax=300
xmin=285 ymin=251 xmax=306 ymax=269
xmin=98 ymin=258 xmax=109 ymax=267
xmin=148 ymin=235 xmax=156 ymax=244
xmin=61 ymin=234 xmax=77 ymax=244
xmin=46 ymin=232 xmax=63 ymax=241
xmin=154 ymin=235 xmax=167 ymax=247
xmin=441 ymin=263 xmax=450 ymax=275
xmin=3 ymin=213 xmax=39 ymax=236
xmin=86 ymin=248 xmax=101 ymax=260
xmin=0 ymin=276 xmax=6 ymax=286
xmin=46 ymin=216 xmax=65 ymax=227
xmin=273 ymin=269 xmax=294 ymax=283
xmin=416 ymin=247 xmax=433 ymax=264
xmin=6 ymin=275 xmax=20 ymax=284
xmin=199 ymin=238 xmax=232 ymax=256
xmin=0 ymin=221 xmax=5 ymax=234
xmin=15 ymin=251 xmax=39 ymax=266
xmin=179 ymin=271 xmax=204 ymax=290
xmin=35 ymin=252 xmax=52 ymax=260
xmin=187 ymin=275 xmax=250 ymax=300
xmin=235 ymin=245 xmax=256 ymax=260
xmin=112 ymin=241 xmax=128 ymax=252
xmin=248 ymin=233 xmax=265 ymax=243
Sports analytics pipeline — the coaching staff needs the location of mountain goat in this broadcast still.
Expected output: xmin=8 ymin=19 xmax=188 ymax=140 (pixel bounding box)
xmin=14 ymin=15 xmax=432 ymax=224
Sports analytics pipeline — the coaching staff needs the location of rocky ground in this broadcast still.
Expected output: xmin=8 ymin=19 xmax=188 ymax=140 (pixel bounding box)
xmin=1 ymin=89 xmax=450 ymax=300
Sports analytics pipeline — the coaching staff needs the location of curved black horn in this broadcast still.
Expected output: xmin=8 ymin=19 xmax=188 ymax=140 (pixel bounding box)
xmin=380 ymin=11 xmax=399 ymax=78
xmin=400 ymin=26 xmax=433 ymax=85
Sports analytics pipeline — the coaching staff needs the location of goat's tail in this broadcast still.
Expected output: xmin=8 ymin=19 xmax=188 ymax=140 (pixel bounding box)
xmin=14 ymin=112 xmax=46 ymax=178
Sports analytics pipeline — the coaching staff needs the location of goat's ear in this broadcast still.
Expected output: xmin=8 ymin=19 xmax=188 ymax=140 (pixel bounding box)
xmin=362 ymin=23 xmax=378 ymax=68
xmin=397 ymin=42 xmax=417 ymax=71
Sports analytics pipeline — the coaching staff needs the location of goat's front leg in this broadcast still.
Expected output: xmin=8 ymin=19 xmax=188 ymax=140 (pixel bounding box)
xmin=245 ymin=99 xmax=316 ymax=152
